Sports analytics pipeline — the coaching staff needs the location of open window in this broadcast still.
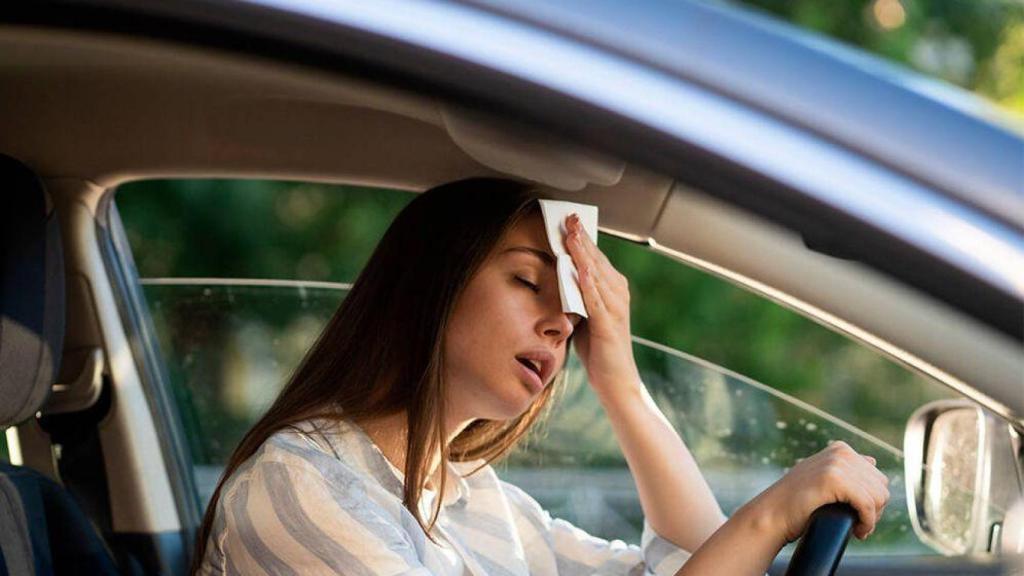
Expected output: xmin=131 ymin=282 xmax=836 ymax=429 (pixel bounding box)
xmin=113 ymin=178 xmax=961 ymax=560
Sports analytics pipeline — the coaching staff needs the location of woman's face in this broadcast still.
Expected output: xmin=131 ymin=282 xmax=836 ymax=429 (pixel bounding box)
xmin=444 ymin=210 xmax=581 ymax=423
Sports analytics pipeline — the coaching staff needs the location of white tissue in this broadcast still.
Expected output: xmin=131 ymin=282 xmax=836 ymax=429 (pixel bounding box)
xmin=537 ymin=199 xmax=599 ymax=318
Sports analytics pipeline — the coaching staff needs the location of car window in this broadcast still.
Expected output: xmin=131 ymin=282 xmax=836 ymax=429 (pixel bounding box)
xmin=116 ymin=178 xmax=961 ymax=558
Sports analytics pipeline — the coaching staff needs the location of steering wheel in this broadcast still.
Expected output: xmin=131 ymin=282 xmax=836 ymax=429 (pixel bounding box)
xmin=783 ymin=503 xmax=857 ymax=576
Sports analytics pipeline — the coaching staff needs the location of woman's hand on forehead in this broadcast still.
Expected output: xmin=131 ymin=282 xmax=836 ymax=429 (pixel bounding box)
xmin=563 ymin=213 xmax=641 ymax=402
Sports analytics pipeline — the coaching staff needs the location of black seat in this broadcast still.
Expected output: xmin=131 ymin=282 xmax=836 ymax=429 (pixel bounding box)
xmin=0 ymin=154 xmax=118 ymax=576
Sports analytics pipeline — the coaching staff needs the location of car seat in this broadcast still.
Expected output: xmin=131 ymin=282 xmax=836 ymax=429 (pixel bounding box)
xmin=0 ymin=154 xmax=119 ymax=575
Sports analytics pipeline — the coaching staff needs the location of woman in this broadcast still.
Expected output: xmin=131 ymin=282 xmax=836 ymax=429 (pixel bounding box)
xmin=193 ymin=178 xmax=889 ymax=576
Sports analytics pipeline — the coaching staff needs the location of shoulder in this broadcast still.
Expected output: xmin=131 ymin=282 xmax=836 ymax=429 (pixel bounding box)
xmin=201 ymin=424 xmax=434 ymax=575
xmin=210 ymin=421 xmax=419 ymax=544
xmin=218 ymin=420 xmax=396 ymax=514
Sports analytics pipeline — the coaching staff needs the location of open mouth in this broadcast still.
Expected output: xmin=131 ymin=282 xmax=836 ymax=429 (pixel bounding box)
xmin=515 ymin=356 xmax=545 ymax=393
xmin=514 ymin=349 xmax=554 ymax=393
xmin=516 ymin=356 xmax=543 ymax=378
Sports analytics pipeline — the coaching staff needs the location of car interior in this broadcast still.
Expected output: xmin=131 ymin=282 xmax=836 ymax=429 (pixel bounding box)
xmin=0 ymin=24 xmax=1021 ymax=575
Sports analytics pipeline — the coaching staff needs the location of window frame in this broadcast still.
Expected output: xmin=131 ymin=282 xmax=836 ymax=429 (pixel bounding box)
xmin=97 ymin=193 xmax=204 ymax=535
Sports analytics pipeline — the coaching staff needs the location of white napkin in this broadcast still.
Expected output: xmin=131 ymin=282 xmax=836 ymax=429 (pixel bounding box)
xmin=537 ymin=199 xmax=599 ymax=318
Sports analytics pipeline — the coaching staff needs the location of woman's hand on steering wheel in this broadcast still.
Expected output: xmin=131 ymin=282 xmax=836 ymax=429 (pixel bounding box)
xmin=749 ymin=440 xmax=890 ymax=545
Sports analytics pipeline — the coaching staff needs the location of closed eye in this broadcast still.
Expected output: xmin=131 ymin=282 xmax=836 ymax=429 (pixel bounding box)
xmin=516 ymin=276 xmax=540 ymax=293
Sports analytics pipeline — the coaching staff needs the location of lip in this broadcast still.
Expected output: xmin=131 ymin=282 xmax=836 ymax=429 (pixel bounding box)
xmin=516 ymin=359 xmax=545 ymax=393
xmin=514 ymin=348 xmax=555 ymax=392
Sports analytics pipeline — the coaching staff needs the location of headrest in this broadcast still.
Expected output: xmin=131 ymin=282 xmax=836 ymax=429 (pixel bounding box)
xmin=0 ymin=154 xmax=64 ymax=427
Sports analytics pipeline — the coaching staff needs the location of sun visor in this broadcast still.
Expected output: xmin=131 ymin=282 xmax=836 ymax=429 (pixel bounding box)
xmin=441 ymin=108 xmax=625 ymax=191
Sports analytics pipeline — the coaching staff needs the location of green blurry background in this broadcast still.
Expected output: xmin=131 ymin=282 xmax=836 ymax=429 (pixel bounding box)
xmin=737 ymin=0 xmax=1024 ymax=116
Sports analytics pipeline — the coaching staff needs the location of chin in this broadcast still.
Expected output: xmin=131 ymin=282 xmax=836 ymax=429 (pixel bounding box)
xmin=483 ymin=387 xmax=535 ymax=421
xmin=485 ymin=402 xmax=531 ymax=422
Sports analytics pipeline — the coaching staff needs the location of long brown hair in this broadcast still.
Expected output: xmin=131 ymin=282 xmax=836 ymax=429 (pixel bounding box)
xmin=191 ymin=178 xmax=573 ymax=571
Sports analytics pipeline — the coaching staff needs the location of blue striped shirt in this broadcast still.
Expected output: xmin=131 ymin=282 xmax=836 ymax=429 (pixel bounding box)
xmin=199 ymin=418 xmax=692 ymax=576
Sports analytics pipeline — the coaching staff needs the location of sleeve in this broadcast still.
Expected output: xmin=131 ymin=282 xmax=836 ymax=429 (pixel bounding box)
xmin=211 ymin=457 xmax=435 ymax=576
xmin=500 ymin=480 xmax=691 ymax=576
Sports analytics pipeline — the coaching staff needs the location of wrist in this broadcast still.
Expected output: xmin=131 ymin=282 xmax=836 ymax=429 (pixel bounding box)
xmin=589 ymin=370 xmax=643 ymax=406
xmin=733 ymin=494 xmax=788 ymax=553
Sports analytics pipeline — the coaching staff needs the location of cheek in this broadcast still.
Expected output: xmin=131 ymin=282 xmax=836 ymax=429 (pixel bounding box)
xmin=445 ymin=277 xmax=527 ymax=377
xmin=446 ymin=284 xmax=499 ymax=361
xmin=455 ymin=274 xmax=528 ymax=333
xmin=449 ymin=306 xmax=518 ymax=369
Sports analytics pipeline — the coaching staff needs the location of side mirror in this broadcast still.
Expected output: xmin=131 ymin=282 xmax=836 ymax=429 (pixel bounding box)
xmin=904 ymin=399 xmax=1023 ymax=556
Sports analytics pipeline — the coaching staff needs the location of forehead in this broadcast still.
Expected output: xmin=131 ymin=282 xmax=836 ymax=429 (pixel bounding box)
xmin=497 ymin=212 xmax=555 ymax=262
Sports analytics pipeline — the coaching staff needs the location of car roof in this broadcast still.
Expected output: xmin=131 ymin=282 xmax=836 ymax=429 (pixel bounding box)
xmin=455 ymin=0 xmax=1024 ymax=230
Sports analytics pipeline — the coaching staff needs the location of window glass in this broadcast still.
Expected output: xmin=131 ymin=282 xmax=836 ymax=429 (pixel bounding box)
xmin=117 ymin=179 xmax=960 ymax=558
xmin=140 ymin=281 xmax=345 ymax=482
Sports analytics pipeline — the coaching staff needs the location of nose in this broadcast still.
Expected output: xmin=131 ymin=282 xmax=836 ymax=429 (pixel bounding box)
xmin=541 ymin=310 xmax=577 ymax=344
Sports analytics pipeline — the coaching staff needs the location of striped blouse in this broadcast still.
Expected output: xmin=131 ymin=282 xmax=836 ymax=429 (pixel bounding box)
xmin=199 ymin=418 xmax=693 ymax=576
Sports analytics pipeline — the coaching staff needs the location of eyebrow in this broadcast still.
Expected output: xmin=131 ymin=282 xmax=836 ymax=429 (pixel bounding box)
xmin=502 ymin=246 xmax=556 ymax=266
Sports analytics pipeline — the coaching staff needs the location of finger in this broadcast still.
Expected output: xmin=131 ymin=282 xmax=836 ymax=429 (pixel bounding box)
xmin=870 ymin=471 xmax=891 ymax=513
xmin=566 ymin=215 xmax=615 ymax=278
xmin=846 ymin=461 xmax=887 ymax=538
xmin=858 ymin=455 xmax=890 ymax=495
xmin=568 ymin=217 xmax=628 ymax=312
xmin=843 ymin=452 xmax=889 ymax=523
xmin=575 ymin=222 xmax=625 ymax=294
xmin=858 ymin=472 xmax=888 ymax=529
xmin=826 ymin=452 xmax=877 ymax=539
xmin=865 ymin=457 xmax=888 ymax=487
xmin=564 ymin=216 xmax=597 ymax=273
xmin=567 ymin=214 xmax=607 ymax=261
xmin=831 ymin=443 xmax=886 ymax=487
xmin=872 ymin=463 xmax=890 ymax=489
xmin=846 ymin=481 xmax=878 ymax=539
xmin=576 ymin=253 xmax=607 ymax=314
xmin=566 ymin=222 xmax=615 ymax=310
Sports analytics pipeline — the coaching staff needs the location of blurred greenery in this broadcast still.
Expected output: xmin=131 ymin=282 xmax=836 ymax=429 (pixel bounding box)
xmin=732 ymin=0 xmax=1024 ymax=117
xmin=116 ymin=179 xmax=409 ymax=280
